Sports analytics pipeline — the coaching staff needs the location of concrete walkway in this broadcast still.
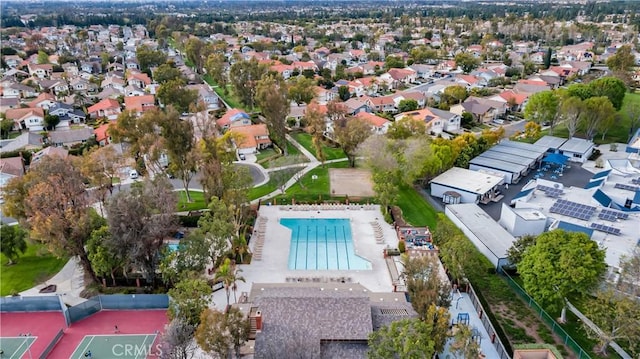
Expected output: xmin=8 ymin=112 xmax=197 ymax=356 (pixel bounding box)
xmin=20 ymin=257 xmax=88 ymax=306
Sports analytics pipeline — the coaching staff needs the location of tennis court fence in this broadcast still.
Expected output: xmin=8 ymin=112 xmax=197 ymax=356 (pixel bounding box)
xmin=1 ymin=294 xmax=169 ymax=326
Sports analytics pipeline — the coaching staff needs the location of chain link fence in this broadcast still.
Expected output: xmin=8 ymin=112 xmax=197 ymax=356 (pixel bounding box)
xmin=502 ymin=272 xmax=592 ymax=359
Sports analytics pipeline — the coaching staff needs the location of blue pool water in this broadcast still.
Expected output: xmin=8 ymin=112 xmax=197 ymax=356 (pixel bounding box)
xmin=280 ymin=218 xmax=372 ymax=270
xmin=168 ymin=244 xmax=179 ymax=252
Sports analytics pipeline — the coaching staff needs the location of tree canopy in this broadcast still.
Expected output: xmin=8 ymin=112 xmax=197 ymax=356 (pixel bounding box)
xmin=518 ymin=229 xmax=606 ymax=322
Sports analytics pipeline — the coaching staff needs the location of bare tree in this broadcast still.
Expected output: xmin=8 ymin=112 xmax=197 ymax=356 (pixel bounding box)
xmin=159 ymin=319 xmax=197 ymax=359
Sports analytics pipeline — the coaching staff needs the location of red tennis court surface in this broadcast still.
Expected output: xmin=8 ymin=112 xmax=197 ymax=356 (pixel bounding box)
xmin=49 ymin=310 xmax=168 ymax=358
xmin=0 ymin=311 xmax=66 ymax=358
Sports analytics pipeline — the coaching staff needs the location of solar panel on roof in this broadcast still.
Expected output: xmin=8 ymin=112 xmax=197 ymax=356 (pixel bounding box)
xmin=631 ymin=178 xmax=640 ymax=185
xmin=590 ymin=223 xmax=621 ymax=235
xmin=549 ymin=199 xmax=596 ymax=220
xmin=614 ymin=183 xmax=640 ymax=192
xmin=600 ymin=208 xmax=629 ymax=220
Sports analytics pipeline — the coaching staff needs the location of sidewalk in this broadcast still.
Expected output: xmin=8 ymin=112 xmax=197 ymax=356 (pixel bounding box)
xmin=20 ymin=257 xmax=87 ymax=306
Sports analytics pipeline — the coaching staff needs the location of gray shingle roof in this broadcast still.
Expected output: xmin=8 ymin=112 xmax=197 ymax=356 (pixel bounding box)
xmin=49 ymin=128 xmax=94 ymax=144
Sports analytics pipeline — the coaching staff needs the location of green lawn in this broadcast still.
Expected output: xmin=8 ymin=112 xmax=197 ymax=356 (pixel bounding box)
xmin=0 ymin=241 xmax=67 ymax=296
xmin=259 ymin=142 xmax=308 ymax=169
xmin=255 ymin=148 xmax=278 ymax=162
xmin=290 ymin=132 xmax=346 ymax=160
xmin=396 ymin=185 xmax=438 ymax=228
xmin=248 ymin=168 xmax=299 ymax=200
xmin=203 ymin=75 xmax=244 ymax=110
xmin=176 ymin=190 xmax=207 ymax=211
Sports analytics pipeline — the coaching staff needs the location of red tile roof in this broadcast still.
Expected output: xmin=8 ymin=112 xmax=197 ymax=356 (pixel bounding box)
xmin=124 ymin=95 xmax=156 ymax=113
xmin=87 ymin=98 xmax=121 ymax=114
xmin=354 ymin=112 xmax=390 ymax=128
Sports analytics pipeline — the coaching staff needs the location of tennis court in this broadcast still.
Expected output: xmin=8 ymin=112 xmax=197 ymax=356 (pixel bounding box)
xmin=69 ymin=334 xmax=157 ymax=359
xmin=0 ymin=336 xmax=36 ymax=359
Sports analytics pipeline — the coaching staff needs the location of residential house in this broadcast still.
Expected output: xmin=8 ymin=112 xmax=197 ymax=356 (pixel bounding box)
xmin=379 ymin=68 xmax=417 ymax=89
xmin=94 ymin=124 xmax=111 ymax=146
xmin=563 ymin=61 xmax=592 ymax=76
xmin=5 ymin=107 xmax=45 ymax=131
xmin=357 ymin=77 xmax=379 ymax=96
xmin=101 ymin=76 xmax=126 ymax=92
xmin=48 ymin=127 xmax=95 ymax=147
xmin=455 ymin=74 xmax=485 ymax=89
xmin=29 ymin=93 xmax=57 ymax=110
xmin=30 ymin=146 xmax=69 ymax=167
xmin=124 ymin=85 xmax=146 ymax=97
xmin=0 ymin=156 xmax=25 ymax=189
xmin=3 ymin=55 xmax=23 ymax=68
xmin=244 ymin=283 xmax=416 ymax=358
xmin=37 ymin=79 xmax=70 ymax=96
xmin=0 ymin=132 xmax=43 ymax=154
xmin=125 ymin=58 xmax=140 ymax=70
xmin=354 ymin=112 xmax=390 ymax=134
xmin=97 ymin=87 xmax=124 ymax=100
xmin=48 ymin=102 xmax=86 ymax=125
xmin=396 ymin=107 xmax=461 ymax=135
xmin=514 ymin=80 xmax=551 ymax=95
xmin=394 ymin=91 xmax=427 ymax=108
xmin=409 ymin=64 xmax=436 ymax=79
xmin=490 ymin=90 xmax=529 ymax=113
xmin=216 ymin=109 xmax=252 ymax=130
xmin=270 ymin=64 xmax=295 ymax=79
xmin=292 ymin=61 xmax=318 ymax=73
xmin=3 ymin=82 xmax=38 ymax=98
xmin=363 ymin=95 xmax=397 ymax=113
xmin=127 ymin=70 xmax=152 ymax=89
xmin=124 ymin=94 xmax=156 ymax=115
xmin=87 ymin=98 xmax=122 ymax=120
xmin=314 ymin=86 xmax=338 ymax=104
xmin=342 ymin=98 xmax=370 ymax=115
xmin=188 ymin=84 xmax=220 ymax=111
xmin=69 ymin=77 xmax=95 ymax=93
xmin=450 ymin=96 xmax=506 ymax=124
xmin=0 ymin=97 xmax=20 ymax=113
xmin=27 ymin=63 xmax=53 ymax=79
xmin=229 ymin=123 xmax=271 ymax=155
xmin=62 ymin=63 xmax=79 ymax=77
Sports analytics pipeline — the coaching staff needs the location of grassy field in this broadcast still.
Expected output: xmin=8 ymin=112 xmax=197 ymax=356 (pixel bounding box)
xmin=396 ymin=185 xmax=438 ymax=228
xmin=290 ymin=132 xmax=346 ymax=160
xmin=269 ymin=161 xmax=358 ymax=203
xmin=248 ymin=168 xmax=300 ymax=200
xmin=202 ymin=74 xmax=244 ymax=110
xmin=176 ymin=190 xmax=207 ymax=211
xmin=0 ymin=241 xmax=67 ymax=296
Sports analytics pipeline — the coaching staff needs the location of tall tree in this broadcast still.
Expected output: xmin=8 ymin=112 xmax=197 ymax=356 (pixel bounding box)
xmin=0 ymin=224 xmax=28 ymax=265
xmin=214 ymin=258 xmax=245 ymax=306
xmin=454 ymin=52 xmax=480 ymax=73
xmin=204 ymin=53 xmax=228 ymax=92
xmin=581 ymin=96 xmax=615 ymax=141
xmin=157 ymin=79 xmax=198 ymax=114
xmin=386 ymin=117 xmax=427 ymax=139
xmin=197 ymin=197 xmax=234 ymax=268
xmin=589 ymin=76 xmax=627 ymax=111
xmin=559 ymin=96 xmax=584 ymax=138
xmin=403 ymin=255 xmax=452 ymax=318
xmin=624 ymin=101 xmax=640 ymax=142
xmin=333 ymin=117 xmax=372 ymax=167
xmin=288 ymin=76 xmax=316 ymax=105
xmin=617 ymin=248 xmax=640 ymax=298
xmin=256 ymin=73 xmax=290 ymax=155
xmin=110 ymin=109 xmax=165 ymax=173
xmin=368 ymin=311 xmax=449 ymax=359
xmin=136 ymin=45 xmax=167 ymax=72
xmin=159 ymin=319 xmax=197 ymax=359
xmin=184 ymin=37 xmax=210 ymax=74
xmin=3 ymin=156 xmax=101 ymax=281
xmin=86 ymin=226 xmax=122 ymax=287
xmin=397 ymin=99 xmax=418 ymax=112
xmin=583 ymin=287 xmax=640 ymax=356
xmin=305 ymin=102 xmax=327 ymax=164
xmin=81 ymin=145 xmax=123 ymax=212
xmin=153 ymin=62 xmax=183 ymax=84
xmin=606 ymin=44 xmax=635 ymax=87
xmin=450 ymin=323 xmax=481 ymax=359
xmin=195 ymin=308 xmax=250 ymax=359
xmin=168 ymin=277 xmax=212 ymax=326
xmin=519 ymin=230 xmax=606 ymax=322
xmin=442 ymin=85 xmax=468 ymax=105
xmin=229 ymin=58 xmax=268 ymax=109
xmin=524 ymin=90 xmax=559 ymax=134
xmin=505 ymin=234 xmax=536 ymax=269
xmin=106 ymin=177 xmax=178 ymax=283
xmin=160 ymin=108 xmax=198 ymax=202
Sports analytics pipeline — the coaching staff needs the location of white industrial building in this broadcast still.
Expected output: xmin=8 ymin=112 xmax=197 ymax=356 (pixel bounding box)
xmin=429 ymin=167 xmax=504 ymax=204
xmin=534 ymin=135 xmax=594 ymax=163
xmin=498 ymin=204 xmax=547 ymax=237
xmin=468 ymin=140 xmax=547 ymax=184
xmin=445 ymin=203 xmax=514 ymax=270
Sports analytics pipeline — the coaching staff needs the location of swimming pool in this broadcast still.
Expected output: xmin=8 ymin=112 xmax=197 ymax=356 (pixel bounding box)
xmin=280 ymin=218 xmax=372 ymax=270
xmin=167 ymin=243 xmax=179 ymax=252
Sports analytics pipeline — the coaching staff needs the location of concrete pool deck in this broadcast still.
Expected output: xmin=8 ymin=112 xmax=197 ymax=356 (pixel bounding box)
xmin=210 ymin=205 xmax=399 ymax=308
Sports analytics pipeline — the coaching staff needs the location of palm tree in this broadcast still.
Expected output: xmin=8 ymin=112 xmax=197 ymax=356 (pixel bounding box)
xmin=214 ymin=258 xmax=246 ymax=306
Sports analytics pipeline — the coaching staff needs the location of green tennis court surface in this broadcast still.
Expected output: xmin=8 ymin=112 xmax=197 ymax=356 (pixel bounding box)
xmin=70 ymin=334 xmax=157 ymax=359
xmin=0 ymin=336 xmax=36 ymax=359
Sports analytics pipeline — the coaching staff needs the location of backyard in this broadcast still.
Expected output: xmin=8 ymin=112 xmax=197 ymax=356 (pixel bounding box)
xmin=0 ymin=241 xmax=68 ymax=296
xmin=175 ymin=190 xmax=207 ymax=212
xmin=290 ymin=132 xmax=347 ymax=160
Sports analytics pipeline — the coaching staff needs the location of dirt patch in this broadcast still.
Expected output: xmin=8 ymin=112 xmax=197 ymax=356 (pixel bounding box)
xmin=329 ymin=168 xmax=375 ymax=197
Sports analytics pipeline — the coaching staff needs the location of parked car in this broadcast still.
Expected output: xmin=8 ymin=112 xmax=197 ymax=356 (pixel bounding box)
xmin=239 ymin=153 xmax=246 ymax=160
xmin=129 ymin=169 xmax=139 ymax=179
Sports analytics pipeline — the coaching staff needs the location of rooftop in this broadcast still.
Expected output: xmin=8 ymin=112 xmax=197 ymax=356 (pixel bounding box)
xmin=431 ymin=167 xmax=504 ymax=195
